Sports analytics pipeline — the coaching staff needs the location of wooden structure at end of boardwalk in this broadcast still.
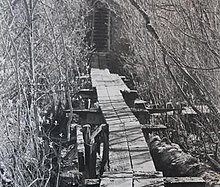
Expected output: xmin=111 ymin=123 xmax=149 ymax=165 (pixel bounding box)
xmin=91 ymin=68 xmax=164 ymax=186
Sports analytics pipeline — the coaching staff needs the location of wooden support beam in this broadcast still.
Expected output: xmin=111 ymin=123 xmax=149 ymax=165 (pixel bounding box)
xmin=81 ymin=124 xmax=97 ymax=179
xmin=100 ymin=177 xmax=133 ymax=187
xmin=101 ymin=172 xmax=133 ymax=187
xmin=164 ymin=177 xmax=205 ymax=184
xmin=133 ymin=108 xmax=182 ymax=114
xmin=101 ymin=175 xmax=206 ymax=187
xmin=65 ymin=109 xmax=105 ymax=125
xmin=102 ymin=171 xmax=163 ymax=178
xmin=65 ymin=108 xmax=100 ymax=115
xmin=78 ymin=88 xmax=97 ymax=99
xmin=101 ymin=171 xmax=165 ymax=187
xmin=121 ymin=89 xmax=138 ymax=96
xmin=84 ymin=112 xmax=105 ymax=125
xmin=164 ymin=177 xmax=205 ymax=187
xmin=120 ymin=76 xmax=132 ymax=84
xmin=65 ymin=108 xmax=151 ymax=115
xmin=134 ymin=99 xmax=147 ymax=109
xmin=146 ymin=108 xmax=182 ymax=114
xmin=141 ymin=124 xmax=167 ymax=131
xmin=102 ymin=171 xmax=133 ymax=178
xmin=134 ymin=178 xmax=164 ymax=187
xmin=131 ymin=108 xmax=150 ymax=114
xmin=133 ymin=171 xmax=163 ymax=179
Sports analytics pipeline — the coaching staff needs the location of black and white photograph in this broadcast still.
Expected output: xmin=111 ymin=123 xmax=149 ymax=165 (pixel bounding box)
xmin=0 ymin=0 xmax=220 ymax=186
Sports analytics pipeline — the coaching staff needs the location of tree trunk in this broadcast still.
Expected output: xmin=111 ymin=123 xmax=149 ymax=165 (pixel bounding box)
xmin=149 ymin=135 xmax=220 ymax=187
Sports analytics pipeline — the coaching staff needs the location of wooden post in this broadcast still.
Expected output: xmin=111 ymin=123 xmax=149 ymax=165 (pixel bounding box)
xmin=100 ymin=124 xmax=109 ymax=175
xmin=84 ymin=143 xmax=90 ymax=178
xmin=83 ymin=124 xmax=98 ymax=179
xmin=83 ymin=124 xmax=91 ymax=144
xmin=89 ymin=143 xmax=97 ymax=178
xmin=83 ymin=124 xmax=91 ymax=178
xmin=77 ymin=125 xmax=85 ymax=172
xmin=78 ymin=151 xmax=85 ymax=172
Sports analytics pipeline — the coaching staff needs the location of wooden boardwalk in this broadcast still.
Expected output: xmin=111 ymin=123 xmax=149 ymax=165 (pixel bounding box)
xmin=91 ymin=68 xmax=163 ymax=186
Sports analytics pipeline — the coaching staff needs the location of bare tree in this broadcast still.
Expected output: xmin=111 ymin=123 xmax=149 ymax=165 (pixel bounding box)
xmin=110 ymin=0 xmax=220 ymax=162
xmin=0 ymin=0 xmax=89 ymax=186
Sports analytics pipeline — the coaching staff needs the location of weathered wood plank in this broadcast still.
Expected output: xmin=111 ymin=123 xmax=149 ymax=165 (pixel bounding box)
xmin=92 ymin=73 xmax=132 ymax=172
xmin=125 ymin=125 xmax=156 ymax=172
xmin=164 ymin=177 xmax=205 ymax=184
xmin=141 ymin=124 xmax=167 ymax=130
xmin=112 ymin=101 xmax=156 ymax=172
xmin=134 ymin=178 xmax=164 ymax=187
xmin=101 ymin=171 xmax=164 ymax=187
xmin=102 ymin=171 xmax=133 ymax=178
xmin=100 ymin=178 xmax=132 ymax=187
xmin=133 ymin=171 xmax=163 ymax=178
xmin=133 ymin=172 xmax=164 ymax=187
xmin=91 ymin=68 xmax=156 ymax=178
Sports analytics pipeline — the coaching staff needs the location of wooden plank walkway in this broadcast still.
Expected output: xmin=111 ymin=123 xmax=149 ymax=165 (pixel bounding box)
xmin=91 ymin=68 xmax=162 ymax=186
